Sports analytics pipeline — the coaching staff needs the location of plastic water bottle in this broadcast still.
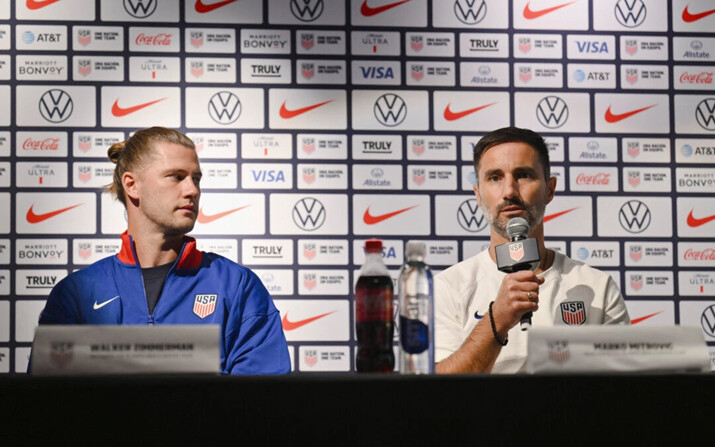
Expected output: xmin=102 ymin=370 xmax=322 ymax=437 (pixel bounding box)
xmin=355 ymin=238 xmax=395 ymax=373
xmin=398 ymin=241 xmax=434 ymax=374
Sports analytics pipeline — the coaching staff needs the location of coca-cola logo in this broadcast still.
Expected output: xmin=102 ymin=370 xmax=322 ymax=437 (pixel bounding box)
xmin=684 ymin=248 xmax=715 ymax=261
xmin=135 ymin=33 xmax=172 ymax=46
xmin=23 ymin=138 xmax=60 ymax=151
xmin=575 ymin=173 xmax=610 ymax=185
xmin=679 ymin=72 xmax=713 ymax=85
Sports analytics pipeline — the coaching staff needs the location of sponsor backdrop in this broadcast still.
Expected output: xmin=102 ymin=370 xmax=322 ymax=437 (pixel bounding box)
xmin=0 ymin=0 xmax=714 ymax=374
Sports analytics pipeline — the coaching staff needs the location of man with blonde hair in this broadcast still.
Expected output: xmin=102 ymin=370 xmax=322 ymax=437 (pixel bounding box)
xmin=36 ymin=127 xmax=290 ymax=375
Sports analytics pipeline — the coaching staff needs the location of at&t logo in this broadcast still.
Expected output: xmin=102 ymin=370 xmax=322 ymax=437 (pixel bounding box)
xmin=374 ymin=94 xmax=406 ymax=126
xmin=618 ymin=200 xmax=651 ymax=233
xmin=536 ymin=96 xmax=568 ymax=129
xmin=208 ymin=91 xmax=241 ymax=124
xmin=291 ymin=0 xmax=324 ymax=22
xmin=293 ymin=197 xmax=326 ymax=230
xmin=39 ymin=89 xmax=73 ymax=123
xmin=457 ymin=199 xmax=487 ymax=232
xmin=454 ymin=0 xmax=487 ymax=25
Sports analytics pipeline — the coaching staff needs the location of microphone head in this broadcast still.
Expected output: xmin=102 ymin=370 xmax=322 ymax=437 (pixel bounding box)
xmin=506 ymin=217 xmax=530 ymax=241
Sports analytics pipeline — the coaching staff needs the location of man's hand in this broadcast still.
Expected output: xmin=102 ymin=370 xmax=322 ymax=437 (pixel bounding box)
xmin=490 ymin=270 xmax=544 ymax=338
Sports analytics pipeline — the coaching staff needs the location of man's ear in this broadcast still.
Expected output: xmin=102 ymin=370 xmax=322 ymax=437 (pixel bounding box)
xmin=473 ymin=182 xmax=482 ymax=207
xmin=122 ymin=171 xmax=140 ymax=200
xmin=546 ymin=175 xmax=557 ymax=204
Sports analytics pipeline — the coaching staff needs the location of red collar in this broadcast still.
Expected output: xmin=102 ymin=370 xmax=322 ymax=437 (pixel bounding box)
xmin=116 ymin=231 xmax=202 ymax=269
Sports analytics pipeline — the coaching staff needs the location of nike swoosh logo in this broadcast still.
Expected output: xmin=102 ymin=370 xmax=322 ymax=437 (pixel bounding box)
xmin=282 ymin=311 xmax=336 ymax=331
xmin=474 ymin=310 xmax=483 ymax=320
xmin=630 ymin=311 xmax=662 ymax=325
xmin=443 ymin=102 xmax=497 ymax=121
xmin=111 ymin=98 xmax=167 ymax=117
xmin=194 ymin=0 xmax=238 ymax=14
xmin=197 ymin=205 xmax=250 ymax=224
xmin=604 ymin=105 xmax=656 ymax=123
xmin=26 ymin=204 xmax=82 ymax=224
xmin=682 ymin=6 xmax=715 ymax=22
xmin=93 ymin=296 xmax=119 ymax=310
xmin=279 ymin=100 xmax=333 ymax=119
xmin=26 ymin=0 xmax=61 ymax=10
xmin=360 ymin=0 xmax=411 ymax=17
xmin=363 ymin=205 xmax=418 ymax=225
xmin=523 ymin=0 xmax=576 ymax=19
xmin=686 ymin=210 xmax=715 ymax=227
xmin=543 ymin=207 xmax=579 ymax=223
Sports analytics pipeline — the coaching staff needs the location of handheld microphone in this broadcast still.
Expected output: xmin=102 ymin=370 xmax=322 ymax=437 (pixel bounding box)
xmin=495 ymin=217 xmax=540 ymax=330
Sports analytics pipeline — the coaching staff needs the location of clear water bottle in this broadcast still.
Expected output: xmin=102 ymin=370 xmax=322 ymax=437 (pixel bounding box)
xmin=398 ymin=241 xmax=434 ymax=374
xmin=355 ymin=238 xmax=395 ymax=373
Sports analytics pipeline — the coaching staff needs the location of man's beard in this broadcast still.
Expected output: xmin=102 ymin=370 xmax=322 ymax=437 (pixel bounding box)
xmin=481 ymin=196 xmax=545 ymax=239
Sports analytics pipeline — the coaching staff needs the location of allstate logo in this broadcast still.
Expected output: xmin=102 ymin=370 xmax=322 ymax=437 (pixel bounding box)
xmin=576 ymin=247 xmax=590 ymax=261
xmin=573 ymin=70 xmax=586 ymax=83
xmin=691 ymin=40 xmax=703 ymax=50
xmin=22 ymin=31 xmax=35 ymax=45
xmin=457 ymin=199 xmax=487 ymax=232
xmin=587 ymin=141 xmax=600 ymax=151
xmin=615 ymin=0 xmax=646 ymax=28
xmin=681 ymin=144 xmax=693 ymax=158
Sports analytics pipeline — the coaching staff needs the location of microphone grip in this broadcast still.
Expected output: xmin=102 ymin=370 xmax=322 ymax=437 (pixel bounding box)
xmin=520 ymin=311 xmax=532 ymax=331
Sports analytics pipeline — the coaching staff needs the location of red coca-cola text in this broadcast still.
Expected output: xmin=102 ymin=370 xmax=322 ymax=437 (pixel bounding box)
xmin=23 ymin=138 xmax=60 ymax=151
xmin=135 ymin=33 xmax=172 ymax=46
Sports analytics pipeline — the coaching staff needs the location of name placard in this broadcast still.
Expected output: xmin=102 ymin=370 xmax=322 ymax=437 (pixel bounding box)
xmin=30 ymin=325 xmax=220 ymax=376
xmin=526 ymin=326 xmax=710 ymax=374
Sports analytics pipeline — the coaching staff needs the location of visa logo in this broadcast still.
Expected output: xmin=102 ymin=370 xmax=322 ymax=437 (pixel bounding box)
xmin=360 ymin=66 xmax=394 ymax=79
xmin=251 ymin=170 xmax=286 ymax=182
xmin=576 ymin=41 xmax=609 ymax=53
xmin=382 ymin=247 xmax=397 ymax=258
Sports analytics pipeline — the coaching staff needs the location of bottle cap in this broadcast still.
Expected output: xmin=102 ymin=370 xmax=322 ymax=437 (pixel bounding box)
xmin=364 ymin=238 xmax=382 ymax=253
xmin=406 ymin=241 xmax=426 ymax=258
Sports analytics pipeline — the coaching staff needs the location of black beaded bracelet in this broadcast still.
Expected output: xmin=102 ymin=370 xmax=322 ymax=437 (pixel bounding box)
xmin=488 ymin=301 xmax=508 ymax=346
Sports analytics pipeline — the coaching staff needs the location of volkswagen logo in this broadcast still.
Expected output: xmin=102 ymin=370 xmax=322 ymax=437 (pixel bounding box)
xmin=618 ymin=200 xmax=651 ymax=233
xmin=208 ymin=91 xmax=241 ymax=124
xmin=39 ymin=89 xmax=73 ymax=123
xmin=374 ymin=93 xmax=407 ymax=127
xmin=292 ymin=197 xmax=326 ymax=231
xmin=454 ymin=0 xmax=487 ymax=25
xmin=124 ymin=0 xmax=157 ymax=18
xmin=457 ymin=199 xmax=488 ymax=232
xmin=291 ymin=0 xmax=324 ymax=22
xmin=701 ymin=305 xmax=715 ymax=337
xmin=536 ymin=96 xmax=568 ymax=129
xmin=695 ymin=98 xmax=715 ymax=131
xmin=614 ymin=0 xmax=646 ymax=28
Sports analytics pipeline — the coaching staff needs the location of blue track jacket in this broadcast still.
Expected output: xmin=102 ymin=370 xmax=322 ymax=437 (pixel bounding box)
xmin=38 ymin=232 xmax=291 ymax=375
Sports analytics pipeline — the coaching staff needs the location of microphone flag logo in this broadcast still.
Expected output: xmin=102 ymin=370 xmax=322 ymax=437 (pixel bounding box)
xmin=509 ymin=242 xmax=524 ymax=261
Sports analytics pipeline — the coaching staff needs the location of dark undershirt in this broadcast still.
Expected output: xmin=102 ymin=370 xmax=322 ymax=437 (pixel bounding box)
xmin=141 ymin=262 xmax=173 ymax=315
